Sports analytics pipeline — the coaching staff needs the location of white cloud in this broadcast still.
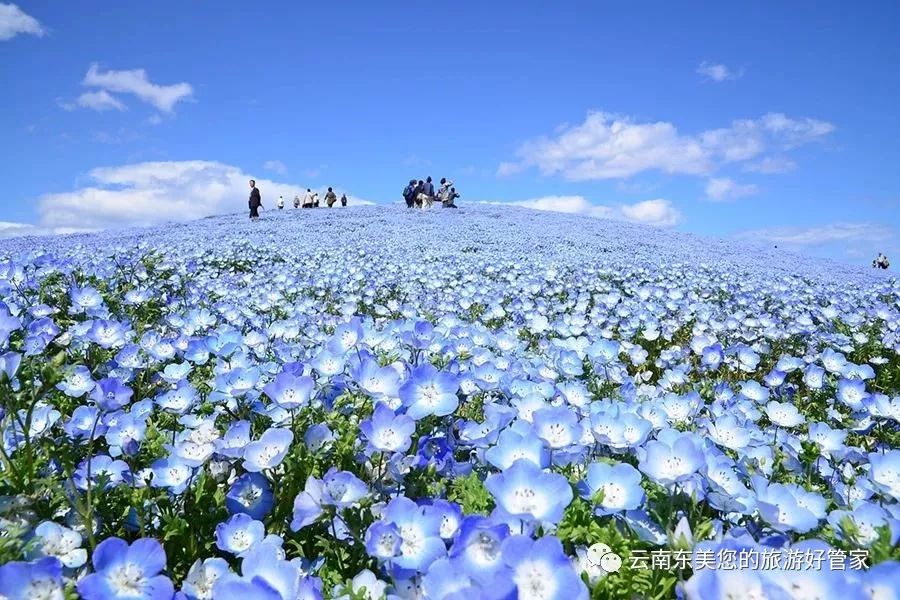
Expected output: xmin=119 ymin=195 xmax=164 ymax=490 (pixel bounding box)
xmin=743 ymin=156 xmax=797 ymax=174
xmin=704 ymin=177 xmax=759 ymax=201
xmin=263 ymin=160 xmax=287 ymax=175
xmin=0 ymin=221 xmax=93 ymax=239
xmin=486 ymin=195 xmax=681 ymax=227
xmin=696 ymin=61 xmax=741 ymax=82
xmin=499 ymin=111 xmax=833 ymax=182
xmin=83 ymin=63 xmax=193 ymax=113
xmin=736 ymin=223 xmax=893 ymax=247
xmin=64 ymin=90 xmax=127 ymax=112
xmin=16 ymin=160 xmax=370 ymax=234
xmin=0 ymin=3 xmax=44 ymax=41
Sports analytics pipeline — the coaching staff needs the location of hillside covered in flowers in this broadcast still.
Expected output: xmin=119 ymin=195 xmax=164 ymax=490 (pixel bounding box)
xmin=1 ymin=205 xmax=899 ymax=599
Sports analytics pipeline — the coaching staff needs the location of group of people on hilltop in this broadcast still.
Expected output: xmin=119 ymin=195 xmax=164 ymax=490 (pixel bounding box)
xmin=248 ymin=180 xmax=347 ymax=220
xmin=403 ymin=176 xmax=460 ymax=209
xmin=873 ymin=252 xmax=891 ymax=270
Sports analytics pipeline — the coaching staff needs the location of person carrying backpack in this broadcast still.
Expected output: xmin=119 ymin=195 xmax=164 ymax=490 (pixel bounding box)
xmin=403 ymin=180 xmax=417 ymax=208
xmin=325 ymin=187 xmax=337 ymax=207
xmin=302 ymin=188 xmax=315 ymax=208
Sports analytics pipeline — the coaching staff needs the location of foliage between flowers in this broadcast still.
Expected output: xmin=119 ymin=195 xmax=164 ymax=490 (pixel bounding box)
xmin=0 ymin=205 xmax=899 ymax=599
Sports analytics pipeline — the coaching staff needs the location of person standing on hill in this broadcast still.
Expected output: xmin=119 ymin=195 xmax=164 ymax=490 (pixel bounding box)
xmin=277 ymin=195 xmax=285 ymax=210
xmin=414 ymin=180 xmax=427 ymax=208
xmin=325 ymin=187 xmax=337 ymax=207
xmin=340 ymin=193 xmax=348 ymax=207
xmin=248 ymin=179 xmax=262 ymax=220
xmin=302 ymin=188 xmax=315 ymax=208
xmin=422 ymin=176 xmax=435 ymax=208
xmin=438 ymin=178 xmax=453 ymax=206
xmin=403 ymin=180 xmax=417 ymax=208
xmin=294 ymin=194 xmax=301 ymax=208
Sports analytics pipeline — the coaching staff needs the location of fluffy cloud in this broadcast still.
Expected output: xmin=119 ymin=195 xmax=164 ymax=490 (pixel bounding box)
xmin=0 ymin=3 xmax=44 ymax=41
xmin=499 ymin=111 xmax=834 ymax=182
xmin=82 ymin=63 xmax=193 ymax=113
xmin=696 ymin=61 xmax=741 ymax=82
xmin=0 ymin=221 xmax=93 ymax=239
xmin=22 ymin=160 xmax=370 ymax=234
xmin=59 ymin=90 xmax=128 ymax=112
xmin=705 ymin=177 xmax=759 ymax=201
xmin=736 ymin=223 xmax=893 ymax=247
xmin=488 ymin=196 xmax=681 ymax=227
xmin=263 ymin=160 xmax=288 ymax=175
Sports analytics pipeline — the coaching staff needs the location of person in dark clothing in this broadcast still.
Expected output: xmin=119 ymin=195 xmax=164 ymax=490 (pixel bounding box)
xmin=340 ymin=193 xmax=348 ymax=207
xmin=445 ymin=187 xmax=460 ymax=208
xmin=403 ymin=179 xmax=417 ymax=207
xmin=422 ymin=176 xmax=435 ymax=208
xmin=248 ymin=179 xmax=262 ymax=220
xmin=414 ymin=180 xmax=426 ymax=208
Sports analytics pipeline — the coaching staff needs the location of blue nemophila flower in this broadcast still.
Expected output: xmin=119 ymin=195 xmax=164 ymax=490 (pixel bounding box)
xmin=399 ymin=363 xmax=460 ymax=419
xmin=827 ymin=502 xmax=900 ymax=547
xmin=485 ymin=459 xmax=573 ymax=525
xmin=590 ymin=408 xmax=653 ymax=450
xmin=350 ymin=357 xmax=401 ymax=398
xmin=263 ymin=371 xmax=314 ymax=410
xmin=360 ymin=402 xmax=415 ymax=454
xmin=57 ymin=365 xmax=95 ymax=397
xmin=763 ymin=400 xmax=805 ymax=428
xmin=420 ymin=557 xmax=476 ymax=599
xmin=447 ymin=516 xmax=510 ymax=585
xmin=321 ymin=468 xmax=369 ymax=509
xmin=303 ymin=423 xmax=335 ymax=452
xmin=212 ymin=543 xmax=308 ymax=600
xmin=69 ymin=285 xmax=104 ymax=314
xmin=156 ymin=380 xmax=199 ymax=415
xmin=500 ymin=535 xmax=588 ymax=600
xmin=578 ymin=462 xmax=645 ymax=515
xmin=74 ymin=454 xmax=130 ymax=491
xmin=181 ymin=558 xmax=231 ymax=600
xmin=373 ymin=496 xmax=445 ymax=574
xmin=91 ymin=377 xmax=133 ymax=412
xmin=836 ymin=377 xmax=870 ymax=411
xmin=485 ymin=428 xmax=550 ymax=470
xmin=150 ymin=456 xmax=194 ymax=494
xmin=64 ymin=405 xmax=106 ymax=440
xmin=868 ymin=450 xmax=900 ymax=501
xmin=215 ymin=513 xmax=266 ymax=557
xmin=0 ymin=556 xmax=64 ymax=600
xmin=243 ymin=428 xmax=293 ymax=472
xmin=105 ymin=413 xmax=147 ymax=456
xmin=364 ymin=521 xmax=403 ymax=560
xmin=77 ymin=537 xmax=174 ymax=600
xmin=86 ymin=319 xmax=128 ymax=349
xmin=753 ymin=477 xmax=826 ymax=533
xmin=226 ymin=473 xmax=274 ymax=520
xmin=216 ymin=420 xmax=251 ymax=459
xmin=29 ymin=521 xmax=87 ymax=569
xmin=531 ymin=405 xmax=582 ymax=449
xmin=637 ymin=430 xmax=704 ymax=485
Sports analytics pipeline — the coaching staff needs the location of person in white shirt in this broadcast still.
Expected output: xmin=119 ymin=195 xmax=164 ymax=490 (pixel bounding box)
xmin=277 ymin=195 xmax=285 ymax=210
xmin=302 ymin=188 xmax=316 ymax=208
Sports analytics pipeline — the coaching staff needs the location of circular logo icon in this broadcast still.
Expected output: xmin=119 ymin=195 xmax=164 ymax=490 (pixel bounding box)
xmin=600 ymin=552 xmax=623 ymax=573
xmin=586 ymin=543 xmax=621 ymax=573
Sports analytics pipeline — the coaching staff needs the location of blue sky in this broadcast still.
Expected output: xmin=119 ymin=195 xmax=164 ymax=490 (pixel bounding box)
xmin=1 ymin=1 xmax=898 ymax=263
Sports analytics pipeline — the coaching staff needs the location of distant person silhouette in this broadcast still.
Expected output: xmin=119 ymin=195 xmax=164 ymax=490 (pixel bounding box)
xmin=277 ymin=195 xmax=285 ymax=210
xmin=874 ymin=253 xmax=890 ymax=269
xmin=248 ymin=179 xmax=262 ymax=220
xmin=340 ymin=193 xmax=348 ymax=207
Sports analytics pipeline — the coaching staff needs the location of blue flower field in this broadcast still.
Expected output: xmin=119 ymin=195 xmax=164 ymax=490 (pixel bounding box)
xmin=1 ymin=205 xmax=899 ymax=599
